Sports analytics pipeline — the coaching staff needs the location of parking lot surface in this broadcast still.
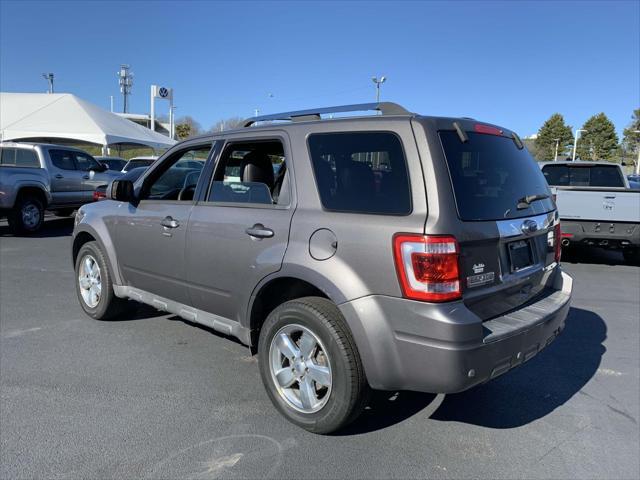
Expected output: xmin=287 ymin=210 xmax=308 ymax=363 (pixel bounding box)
xmin=1 ymin=216 xmax=639 ymax=479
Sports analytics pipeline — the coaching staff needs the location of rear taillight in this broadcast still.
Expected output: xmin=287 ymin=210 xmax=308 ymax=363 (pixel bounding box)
xmin=93 ymin=190 xmax=106 ymax=201
xmin=393 ymin=234 xmax=461 ymax=302
xmin=554 ymin=223 xmax=562 ymax=263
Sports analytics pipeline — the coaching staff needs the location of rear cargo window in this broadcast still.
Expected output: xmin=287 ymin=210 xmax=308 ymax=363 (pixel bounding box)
xmin=439 ymin=130 xmax=554 ymax=221
xmin=308 ymin=132 xmax=411 ymax=215
xmin=542 ymin=164 xmax=624 ymax=188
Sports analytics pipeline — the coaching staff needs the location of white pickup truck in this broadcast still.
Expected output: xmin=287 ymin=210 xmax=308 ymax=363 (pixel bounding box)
xmin=541 ymin=161 xmax=640 ymax=262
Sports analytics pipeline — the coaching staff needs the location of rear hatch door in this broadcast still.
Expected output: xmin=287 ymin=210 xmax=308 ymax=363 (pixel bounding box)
xmin=437 ymin=126 xmax=559 ymax=320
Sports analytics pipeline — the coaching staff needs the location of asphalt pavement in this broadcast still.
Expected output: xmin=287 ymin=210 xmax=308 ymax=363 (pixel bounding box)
xmin=1 ymin=216 xmax=638 ymax=479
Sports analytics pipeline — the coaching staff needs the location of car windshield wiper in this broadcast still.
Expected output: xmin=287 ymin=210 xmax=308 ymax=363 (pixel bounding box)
xmin=517 ymin=193 xmax=550 ymax=210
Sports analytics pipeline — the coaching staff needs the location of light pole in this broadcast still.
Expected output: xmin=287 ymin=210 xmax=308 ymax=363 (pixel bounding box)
xmin=42 ymin=73 xmax=54 ymax=93
xmin=371 ymin=76 xmax=386 ymax=103
xmin=572 ymin=129 xmax=587 ymax=161
xmin=553 ymin=138 xmax=560 ymax=162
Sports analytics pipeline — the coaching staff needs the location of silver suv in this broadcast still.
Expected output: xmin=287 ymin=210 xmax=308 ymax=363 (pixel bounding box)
xmin=71 ymin=103 xmax=573 ymax=433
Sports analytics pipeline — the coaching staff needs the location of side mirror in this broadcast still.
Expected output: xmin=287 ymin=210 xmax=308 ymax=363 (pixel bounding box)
xmin=90 ymin=163 xmax=107 ymax=172
xmin=109 ymin=179 xmax=135 ymax=202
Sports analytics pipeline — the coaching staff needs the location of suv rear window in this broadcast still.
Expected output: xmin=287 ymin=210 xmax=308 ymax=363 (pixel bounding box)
xmin=439 ymin=130 xmax=554 ymax=221
xmin=542 ymin=164 xmax=624 ymax=188
xmin=308 ymin=132 xmax=411 ymax=215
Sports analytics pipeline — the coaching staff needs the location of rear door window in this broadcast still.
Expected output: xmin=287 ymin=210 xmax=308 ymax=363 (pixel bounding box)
xmin=439 ymin=130 xmax=554 ymax=221
xmin=307 ymin=132 xmax=411 ymax=215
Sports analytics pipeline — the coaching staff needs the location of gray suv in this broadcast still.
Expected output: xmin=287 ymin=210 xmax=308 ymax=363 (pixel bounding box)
xmin=71 ymin=103 xmax=573 ymax=433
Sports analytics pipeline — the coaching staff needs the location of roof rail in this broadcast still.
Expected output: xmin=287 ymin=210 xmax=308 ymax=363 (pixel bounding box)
xmin=242 ymin=102 xmax=411 ymax=127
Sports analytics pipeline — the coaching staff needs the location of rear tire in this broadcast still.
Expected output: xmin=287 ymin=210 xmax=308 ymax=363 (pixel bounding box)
xmin=75 ymin=241 xmax=131 ymax=320
xmin=7 ymin=195 xmax=44 ymax=233
xmin=258 ymin=297 xmax=370 ymax=434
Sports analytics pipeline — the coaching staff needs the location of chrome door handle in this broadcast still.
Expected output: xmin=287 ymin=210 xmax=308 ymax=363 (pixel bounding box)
xmin=161 ymin=216 xmax=180 ymax=229
xmin=245 ymin=223 xmax=274 ymax=239
xmin=55 ymin=174 xmax=64 ymax=179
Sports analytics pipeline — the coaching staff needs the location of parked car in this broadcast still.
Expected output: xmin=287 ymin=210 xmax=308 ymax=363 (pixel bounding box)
xmin=93 ymin=167 xmax=150 ymax=201
xmin=0 ymin=142 xmax=121 ymax=232
xmin=72 ymin=103 xmax=572 ymax=433
xmin=541 ymin=161 xmax=640 ymax=262
xmin=121 ymin=156 xmax=157 ymax=172
xmin=96 ymin=156 xmax=127 ymax=172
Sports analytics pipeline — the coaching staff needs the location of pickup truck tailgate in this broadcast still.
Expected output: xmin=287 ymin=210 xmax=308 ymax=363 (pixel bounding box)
xmin=554 ymin=188 xmax=640 ymax=223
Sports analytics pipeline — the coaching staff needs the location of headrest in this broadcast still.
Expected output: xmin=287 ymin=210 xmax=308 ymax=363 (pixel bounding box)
xmin=240 ymin=150 xmax=274 ymax=188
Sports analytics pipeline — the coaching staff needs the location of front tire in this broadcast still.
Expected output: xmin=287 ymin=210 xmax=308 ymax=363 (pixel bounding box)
xmin=8 ymin=195 xmax=44 ymax=233
xmin=75 ymin=241 xmax=130 ymax=320
xmin=258 ymin=297 xmax=369 ymax=434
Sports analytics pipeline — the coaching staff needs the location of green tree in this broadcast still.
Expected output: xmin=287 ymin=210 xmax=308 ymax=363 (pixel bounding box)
xmin=209 ymin=116 xmax=245 ymax=133
xmin=534 ymin=114 xmax=574 ymax=161
xmin=576 ymin=113 xmax=619 ymax=161
xmin=622 ymin=108 xmax=640 ymax=156
xmin=174 ymin=116 xmax=202 ymax=140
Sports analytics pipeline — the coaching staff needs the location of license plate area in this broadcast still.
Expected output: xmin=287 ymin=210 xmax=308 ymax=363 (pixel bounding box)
xmin=508 ymin=239 xmax=534 ymax=272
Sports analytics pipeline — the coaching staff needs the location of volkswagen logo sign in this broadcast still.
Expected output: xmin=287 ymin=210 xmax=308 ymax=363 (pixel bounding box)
xmin=521 ymin=219 xmax=538 ymax=235
xmin=158 ymin=87 xmax=169 ymax=98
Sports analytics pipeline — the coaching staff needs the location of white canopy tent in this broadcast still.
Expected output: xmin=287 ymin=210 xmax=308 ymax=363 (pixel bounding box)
xmin=0 ymin=92 xmax=176 ymax=153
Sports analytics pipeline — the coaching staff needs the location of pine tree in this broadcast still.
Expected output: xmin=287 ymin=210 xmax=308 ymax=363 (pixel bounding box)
xmin=576 ymin=113 xmax=619 ymax=161
xmin=534 ymin=114 xmax=574 ymax=161
xmin=622 ymin=108 xmax=640 ymax=154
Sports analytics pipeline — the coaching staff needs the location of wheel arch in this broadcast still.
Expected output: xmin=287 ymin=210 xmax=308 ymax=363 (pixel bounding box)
xmin=15 ymin=185 xmax=49 ymax=208
xmin=72 ymin=224 xmax=123 ymax=285
xmin=246 ymin=268 xmax=347 ymax=346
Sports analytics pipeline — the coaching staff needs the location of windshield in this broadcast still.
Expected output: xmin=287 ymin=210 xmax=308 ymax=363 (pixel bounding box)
xmin=439 ymin=131 xmax=554 ymax=221
xmin=125 ymin=159 xmax=154 ymax=170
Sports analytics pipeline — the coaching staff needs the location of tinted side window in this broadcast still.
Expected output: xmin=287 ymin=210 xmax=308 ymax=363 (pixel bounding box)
xmin=1 ymin=148 xmax=16 ymax=166
xmin=542 ymin=165 xmax=569 ymax=186
xmin=15 ymin=149 xmax=40 ymax=167
xmin=308 ymin=132 xmax=411 ymax=215
xmin=588 ymin=166 xmax=623 ymax=187
xmin=74 ymin=152 xmax=101 ymax=171
xmin=50 ymin=150 xmax=77 ymax=170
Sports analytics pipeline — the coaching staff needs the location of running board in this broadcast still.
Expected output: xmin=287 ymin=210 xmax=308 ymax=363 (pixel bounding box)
xmin=113 ymin=285 xmax=252 ymax=346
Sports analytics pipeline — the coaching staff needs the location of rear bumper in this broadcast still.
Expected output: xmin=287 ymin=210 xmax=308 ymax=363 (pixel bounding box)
xmin=339 ymin=268 xmax=572 ymax=393
xmin=561 ymin=220 xmax=640 ymax=248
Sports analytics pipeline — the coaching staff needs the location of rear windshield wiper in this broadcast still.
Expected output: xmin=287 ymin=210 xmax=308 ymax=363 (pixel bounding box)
xmin=517 ymin=193 xmax=549 ymax=209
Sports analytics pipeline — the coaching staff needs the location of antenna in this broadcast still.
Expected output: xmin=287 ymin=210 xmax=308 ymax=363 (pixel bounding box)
xmin=117 ymin=64 xmax=133 ymax=113
xmin=42 ymin=73 xmax=54 ymax=94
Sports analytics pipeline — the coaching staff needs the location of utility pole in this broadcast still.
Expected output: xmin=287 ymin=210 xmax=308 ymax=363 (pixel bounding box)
xmin=371 ymin=76 xmax=386 ymax=103
xmin=553 ymin=138 xmax=560 ymax=162
xmin=42 ymin=73 xmax=54 ymax=93
xmin=117 ymin=64 xmax=133 ymax=113
xmin=572 ymin=129 xmax=587 ymax=161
